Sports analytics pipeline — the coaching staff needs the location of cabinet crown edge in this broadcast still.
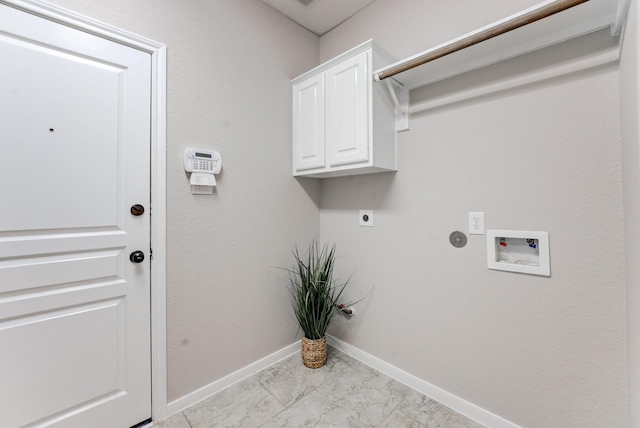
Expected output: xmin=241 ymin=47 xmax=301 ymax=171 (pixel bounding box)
xmin=291 ymin=39 xmax=376 ymax=84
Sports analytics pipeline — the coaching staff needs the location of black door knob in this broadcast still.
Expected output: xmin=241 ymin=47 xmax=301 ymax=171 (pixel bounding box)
xmin=130 ymin=204 xmax=145 ymax=216
xmin=130 ymin=251 xmax=145 ymax=263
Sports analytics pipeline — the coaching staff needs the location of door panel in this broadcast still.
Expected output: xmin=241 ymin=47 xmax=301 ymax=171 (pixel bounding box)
xmin=0 ymin=3 xmax=151 ymax=427
xmin=2 ymin=298 xmax=125 ymax=428
xmin=293 ymin=73 xmax=325 ymax=171
xmin=0 ymin=39 xmax=120 ymax=231
xmin=0 ymin=249 xmax=118 ymax=294
xmin=326 ymin=51 xmax=369 ymax=167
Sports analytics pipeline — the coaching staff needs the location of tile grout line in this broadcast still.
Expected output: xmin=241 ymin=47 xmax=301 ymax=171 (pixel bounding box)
xmin=373 ymin=388 xmax=414 ymax=427
xmin=180 ymin=411 xmax=193 ymax=428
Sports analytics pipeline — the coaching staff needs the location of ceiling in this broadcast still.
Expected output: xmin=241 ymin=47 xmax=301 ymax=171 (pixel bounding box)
xmin=261 ymin=0 xmax=376 ymax=36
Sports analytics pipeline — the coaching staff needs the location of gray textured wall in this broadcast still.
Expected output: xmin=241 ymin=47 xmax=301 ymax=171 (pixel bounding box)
xmin=319 ymin=0 xmax=629 ymax=426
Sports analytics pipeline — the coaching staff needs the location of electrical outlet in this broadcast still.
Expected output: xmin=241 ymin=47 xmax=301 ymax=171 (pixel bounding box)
xmin=469 ymin=212 xmax=485 ymax=235
xmin=359 ymin=210 xmax=373 ymax=227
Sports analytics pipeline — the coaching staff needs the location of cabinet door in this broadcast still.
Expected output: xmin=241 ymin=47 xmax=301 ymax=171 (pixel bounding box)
xmin=293 ymin=73 xmax=325 ymax=172
xmin=325 ymin=51 xmax=369 ymax=167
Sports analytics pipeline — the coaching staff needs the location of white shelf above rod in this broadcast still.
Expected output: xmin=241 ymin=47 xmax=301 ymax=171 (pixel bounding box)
xmin=374 ymin=0 xmax=629 ymax=91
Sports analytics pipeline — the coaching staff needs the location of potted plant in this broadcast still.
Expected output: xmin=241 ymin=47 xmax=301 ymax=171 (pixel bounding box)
xmin=287 ymin=240 xmax=355 ymax=368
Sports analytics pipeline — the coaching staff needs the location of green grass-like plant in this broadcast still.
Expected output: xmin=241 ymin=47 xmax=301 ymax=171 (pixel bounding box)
xmin=287 ymin=241 xmax=353 ymax=340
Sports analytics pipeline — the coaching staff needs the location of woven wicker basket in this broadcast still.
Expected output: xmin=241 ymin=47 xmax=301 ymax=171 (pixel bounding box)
xmin=301 ymin=336 xmax=327 ymax=368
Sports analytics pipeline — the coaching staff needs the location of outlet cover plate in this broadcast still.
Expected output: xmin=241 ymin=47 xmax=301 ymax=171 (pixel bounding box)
xmin=360 ymin=210 xmax=373 ymax=227
xmin=469 ymin=212 xmax=485 ymax=235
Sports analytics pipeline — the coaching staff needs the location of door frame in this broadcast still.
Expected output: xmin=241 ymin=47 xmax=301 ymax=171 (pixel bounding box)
xmin=0 ymin=0 xmax=169 ymax=421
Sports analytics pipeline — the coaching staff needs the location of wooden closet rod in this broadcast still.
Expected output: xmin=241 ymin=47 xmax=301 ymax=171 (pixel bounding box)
xmin=375 ymin=0 xmax=590 ymax=82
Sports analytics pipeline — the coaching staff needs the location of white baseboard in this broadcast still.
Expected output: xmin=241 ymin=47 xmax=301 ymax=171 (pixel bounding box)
xmin=328 ymin=335 xmax=521 ymax=428
xmin=166 ymin=337 xmax=520 ymax=428
xmin=166 ymin=341 xmax=301 ymax=416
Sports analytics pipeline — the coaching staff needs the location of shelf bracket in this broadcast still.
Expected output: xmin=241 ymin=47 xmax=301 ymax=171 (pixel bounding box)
xmin=384 ymin=78 xmax=409 ymax=132
xmin=611 ymin=0 xmax=631 ymax=36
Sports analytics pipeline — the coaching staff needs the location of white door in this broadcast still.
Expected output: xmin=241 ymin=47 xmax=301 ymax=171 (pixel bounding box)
xmin=0 ymin=4 xmax=152 ymax=428
xmin=293 ymin=73 xmax=326 ymax=172
xmin=325 ymin=50 xmax=369 ymax=167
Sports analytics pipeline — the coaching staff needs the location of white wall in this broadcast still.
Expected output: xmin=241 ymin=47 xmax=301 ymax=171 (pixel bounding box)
xmin=49 ymin=0 xmax=321 ymax=402
xmin=620 ymin=0 xmax=640 ymax=426
xmin=319 ymin=1 xmax=630 ymax=426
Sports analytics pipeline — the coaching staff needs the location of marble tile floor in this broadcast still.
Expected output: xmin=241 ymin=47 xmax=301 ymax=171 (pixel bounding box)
xmin=155 ymin=346 xmax=485 ymax=428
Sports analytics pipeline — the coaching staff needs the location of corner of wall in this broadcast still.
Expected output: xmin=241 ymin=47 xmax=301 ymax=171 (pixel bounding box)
xmin=620 ymin=1 xmax=640 ymax=426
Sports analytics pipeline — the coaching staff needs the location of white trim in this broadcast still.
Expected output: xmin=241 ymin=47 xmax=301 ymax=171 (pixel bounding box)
xmin=0 ymin=0 xmax=163 ymax=53
xmin=328 ymin=336 xmax=522 ymax=428
xmin=166 ymin=341 xmax=301 ymax=416
xmin=162 ymin=335 xmax=518 ymax=426
xmin=291 ymin=39 xmax=373 ymax=84
xmin=0 ymin=0 xmax=169 ymax=422
xmin=150 ymin=45 xmax=168 ymax=422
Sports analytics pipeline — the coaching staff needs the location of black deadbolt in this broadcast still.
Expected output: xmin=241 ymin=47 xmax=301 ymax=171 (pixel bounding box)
xmin=130 ymin=204 xmax=145 ymax=216
xmin=130 ymin=251 xmax=145 ymax=263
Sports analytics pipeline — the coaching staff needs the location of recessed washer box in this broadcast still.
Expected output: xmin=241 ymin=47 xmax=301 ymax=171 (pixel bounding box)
xmin=487 ymin=230 xmax=550 ymax=276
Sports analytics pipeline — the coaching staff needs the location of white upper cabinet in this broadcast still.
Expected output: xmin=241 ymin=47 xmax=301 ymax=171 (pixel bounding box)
xmin=292 ymin=40 xmax=397 ymax=178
